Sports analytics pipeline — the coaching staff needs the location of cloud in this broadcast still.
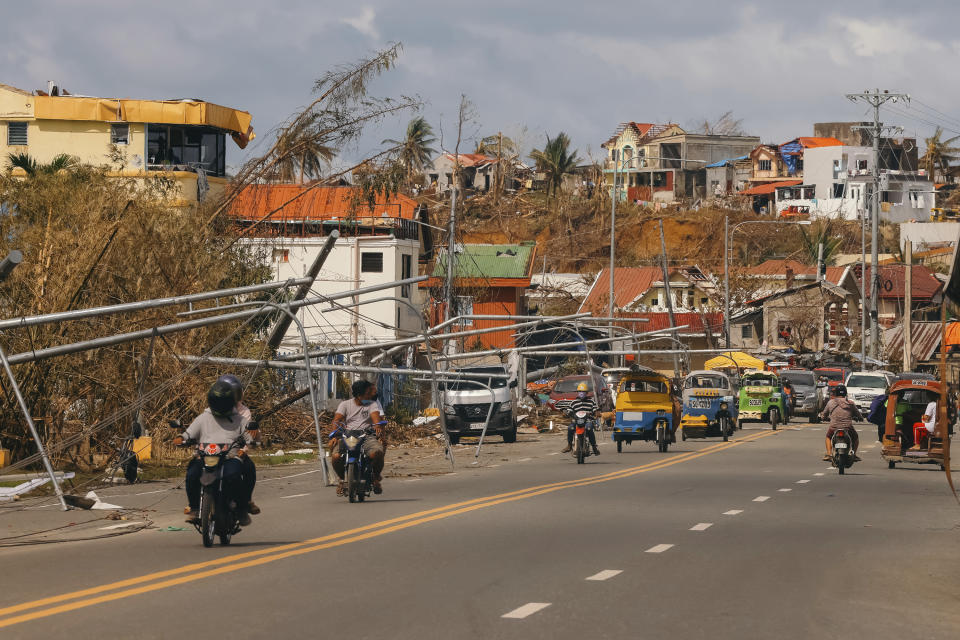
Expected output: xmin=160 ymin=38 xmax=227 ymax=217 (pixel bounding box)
xmin=342 ymin=7 xmax=379 ymax=40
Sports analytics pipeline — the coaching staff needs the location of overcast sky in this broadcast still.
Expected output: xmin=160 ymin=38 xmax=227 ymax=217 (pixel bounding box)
xmin=5 ymin=1 xmax=960 ymax=170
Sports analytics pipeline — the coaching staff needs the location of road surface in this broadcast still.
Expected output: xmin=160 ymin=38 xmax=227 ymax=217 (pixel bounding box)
xmin=1 ymin=422 xmax=958 ymax=639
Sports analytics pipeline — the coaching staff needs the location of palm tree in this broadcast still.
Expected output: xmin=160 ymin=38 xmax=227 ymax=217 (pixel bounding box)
xmin=529 ymin=132 xmax=580 ymax=198
xmin=797 ymin=223 xmax=842 ymax=266
xmin=382 ymin=116 xmax=437 ymax=187
xmin=474 ymin=134 xmax=517 ymax=157
xmin=6 ymin=153 xmax=77 ymax=176
xmin=921 ymin=127 xmax=960 ymax=182
xmin=271 ymin=115 xmax=336 ymax=184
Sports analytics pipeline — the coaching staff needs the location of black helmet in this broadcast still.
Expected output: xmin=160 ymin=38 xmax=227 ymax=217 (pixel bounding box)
xmin=208 ymin=379 xmax=237 ymax=417
xmin=217 ymin=374 xmax=243 ymax=403
xmin=834 ymin=384 xmax=848 ymax=397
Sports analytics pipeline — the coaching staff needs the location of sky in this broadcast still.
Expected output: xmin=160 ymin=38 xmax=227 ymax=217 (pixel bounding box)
xmin=5 ymin=1 xmax=960 ymax=171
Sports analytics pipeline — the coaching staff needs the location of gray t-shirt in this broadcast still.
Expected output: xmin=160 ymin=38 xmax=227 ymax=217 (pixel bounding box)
xmin=335 ymin=399 xmax=384 ymax=433
xmin=182 ymin=408 xmax=252 ymax=455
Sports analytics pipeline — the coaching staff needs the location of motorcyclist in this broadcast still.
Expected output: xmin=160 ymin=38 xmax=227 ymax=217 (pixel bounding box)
xmin=819 ymin=384 xmax=862 ymax=462
xmin=328 ymin=380 xmax=386 ymax=495
xmin=217 ymin=374 xmax=260 ymax=516
xmin=175 ymin=379 xmax=256 ymax=526
xmin=560 ymin=382 xmax=601 ymax=455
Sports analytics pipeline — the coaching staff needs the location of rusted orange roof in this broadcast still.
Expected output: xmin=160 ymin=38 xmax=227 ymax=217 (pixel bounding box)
xmin=795 ymin=137 xmax=844 ymax=148
xmin=445 ymin=153 xmax=496 ymax=167
xmin=739 ymin=180 xmax=802 ymax=196
xmin=580 ymin=267 xmax=667 ymax=312
xmin=226 ymin=185 xmax=420 ymax=222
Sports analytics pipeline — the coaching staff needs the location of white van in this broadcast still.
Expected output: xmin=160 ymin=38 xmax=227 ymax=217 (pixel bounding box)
xmin=443 ymin=365 xmax=517 ymax=445
xmin=845 ymin=371 xmax=893 ymax=413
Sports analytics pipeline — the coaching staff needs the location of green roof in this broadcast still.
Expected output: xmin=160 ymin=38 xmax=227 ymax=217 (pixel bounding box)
xmin=432 ymin=243 xmax=535 ymax=279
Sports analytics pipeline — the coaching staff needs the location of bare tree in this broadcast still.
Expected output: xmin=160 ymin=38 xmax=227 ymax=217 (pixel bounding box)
xmin=695 ymin=111 xmax=747 ymax=136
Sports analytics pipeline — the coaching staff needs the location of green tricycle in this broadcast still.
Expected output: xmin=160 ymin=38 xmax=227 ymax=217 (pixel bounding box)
xmin=737 ymin=370 xmax=788 ymax=430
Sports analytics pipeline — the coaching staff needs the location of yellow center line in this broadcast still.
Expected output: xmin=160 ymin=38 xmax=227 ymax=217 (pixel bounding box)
xmin=0 ymin=429 xmax=781 ymax=629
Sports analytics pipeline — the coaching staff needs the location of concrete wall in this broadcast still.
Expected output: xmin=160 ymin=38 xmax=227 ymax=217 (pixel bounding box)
xmin=242 ymin=235 xmax=423 ymax=350
xmin=900 ymin=222 xmax=960 ymax=250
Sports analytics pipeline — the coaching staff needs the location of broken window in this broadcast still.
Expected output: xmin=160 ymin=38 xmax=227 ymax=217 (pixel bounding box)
xmin=146 ymin=124 xmax=226 ymax=176
xmin=401 ymin=254 xmax=412 ymax=298
xmin=272 ymin=248 xmax=289 ymax=263
xmin=741 ymin=325 xmax=753 ymax=340
xmin=6 ymin=122 xmax=27 ymax=146
xmin=110 ymin=123 xmax=129 ymax=145
xmin=361 ymin=252 xmax=383 ymax=273
xmin=832 ymin=183 xmax=845 ymax=198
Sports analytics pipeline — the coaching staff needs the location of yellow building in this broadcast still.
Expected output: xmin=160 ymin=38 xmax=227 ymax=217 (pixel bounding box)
xmin=0 ymin=82 xmax=254 ymax=207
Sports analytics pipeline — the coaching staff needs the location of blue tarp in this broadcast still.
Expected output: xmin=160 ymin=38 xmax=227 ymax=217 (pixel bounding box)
xmin=778 ymin=141 xmax=802 ymax=176
xmin=705 ymin=155 xmax=747 ymax=168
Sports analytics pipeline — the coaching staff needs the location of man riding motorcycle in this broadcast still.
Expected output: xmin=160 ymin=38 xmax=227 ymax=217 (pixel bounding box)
xmin=329 ymin=380 xmax=387 ymax=495
xmin=175 ymin=379 xmax=256 ymax=525
xmin=560 ymin=382 xmax=601 ymax=456
xmin=819 ymin=384 xmax=862 ymax=462
xmin=217 ymin=374 xmax=261 ymax=516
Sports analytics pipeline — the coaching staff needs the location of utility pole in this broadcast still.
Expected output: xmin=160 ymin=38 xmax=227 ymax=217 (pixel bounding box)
xmin=444 ymin=184 xmax=457 ymax=325
xmin=816 ymin=242 xmax=824 ymax=282
xmin=659 ymin=219 xmax=680 ymax=375
xmin=609 ymin=159 xmax=618 ymax=338
xmin=904 ymin=240 xmax=913 ymax=372
xmin=846 ymin=89 xmax=909 ymax=359
xmin=494 ymin=131 xmax=502 ymax=203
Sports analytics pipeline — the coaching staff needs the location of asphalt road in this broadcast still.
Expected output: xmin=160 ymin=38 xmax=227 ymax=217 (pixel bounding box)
xmin=1 ymin=421 xmax=959 ymax=639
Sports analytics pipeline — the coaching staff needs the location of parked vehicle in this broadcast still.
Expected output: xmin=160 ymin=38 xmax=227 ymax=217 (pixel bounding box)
xmin=845 ymin=371 xmax=892 ymax=414
xmin=813 ymin=366 xmax=850 ymax=389
xmin=779 ymin=369 xmax=820 ymax=422
xmin=679 ymin=370 xmax=737 ymax=441
xmin=182 ymin=437 xmax=246 ymax=548
xmin=894 ymin=372 xmax=937 ymax=382
xmin=881 ymin=379 xmax=948 ymax=470
xmin=737 ymin=371 xmax=788 ymax=430
xmin=444 ymin=365 xmax=517 ymax=445
xmin=341 ymin=422 xmax=385 ymax=503
xmin=613 ymin=368 xmax=680 ymax=453
xmin=830 ymin=427 xmax=856 ymax=475
xmin=547 ymin=374 xmax=610 ymax=413
xmin=568 ymin=409 xmax=595 ymax=464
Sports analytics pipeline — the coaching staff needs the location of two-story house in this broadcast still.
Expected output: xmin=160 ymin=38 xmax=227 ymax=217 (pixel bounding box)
xmin=0 ymin=82 xmax=253 ymax=208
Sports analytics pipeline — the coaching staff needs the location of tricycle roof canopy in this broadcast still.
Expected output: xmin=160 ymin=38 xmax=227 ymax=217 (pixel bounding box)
xmin=704 ymin=351 xmax=765 ymax=371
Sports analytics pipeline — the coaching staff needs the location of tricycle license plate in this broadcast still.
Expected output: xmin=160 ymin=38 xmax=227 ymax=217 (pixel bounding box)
xmin=469 ymin=423 xmax=487 ymax=430
xmin=748 ymin=399 xmax=762 ymax=406
xmin=688 ymin=398 xmax=712 ymax=409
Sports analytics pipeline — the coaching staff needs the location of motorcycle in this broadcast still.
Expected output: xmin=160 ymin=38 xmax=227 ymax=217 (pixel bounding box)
xmin=569 ymin=410 xmax=594 ymax=464
xmin=179 ymin=434 xmax=247 ymax=548
xmin=655 ymin=409 xmax=670 ymax=452
xmin=831 ymin=428 xmax=855 ymax=475
xmin=339 ymin=420 xmax=387 ymax=503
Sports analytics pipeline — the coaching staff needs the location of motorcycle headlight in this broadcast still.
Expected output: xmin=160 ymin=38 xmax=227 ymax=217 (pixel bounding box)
xmin=771 ymin=393 xmax=781 ymax=399
xmin=443 ymin=404 xmax=457 ymax=415
xmin=203 ymin=456 xmax=221 ymax=467
xmin=720 ymin=402 xmax=728 ymax=410
xmin=344 ymin=436 xmax=360 ymax=448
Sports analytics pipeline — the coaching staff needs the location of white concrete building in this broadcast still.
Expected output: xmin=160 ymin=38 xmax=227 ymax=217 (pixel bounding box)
xmin=775 ymin=146 xmax=934 ymax=222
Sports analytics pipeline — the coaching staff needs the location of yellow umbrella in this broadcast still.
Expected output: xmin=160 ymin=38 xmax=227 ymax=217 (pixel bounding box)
xmin=704 ymin=351 xmax=765 ymax=371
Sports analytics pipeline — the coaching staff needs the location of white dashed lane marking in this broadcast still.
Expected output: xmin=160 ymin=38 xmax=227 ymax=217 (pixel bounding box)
xmin=723 ymin=510 xmax=743 ymax=515
xmin=548 ymin=452 xmax=561 ymax=456
xmin=690 ymin=523 xmax=713 ymax=531
xmin=796 ymin=479 xmax=811 ymax=484
xmin=778 ymin=488 xmax=792 ymax=492
xmin=814 ymin=473 xmax=825 ymax=476
xmin=280 ymin=493 xmax=310 ymax=499
xmin=518 ymin=458 xmax=533 ymax=463
xmin=586 ymin=570 xmax=623 ymax=581
xmin=502 ymin=603 xmax=552 ymax=619
xmin=646 ymin=544 xmax=675 ymax=553
xmin=98 ymin=522 xmax=139 ymax=530
xmin=753 ymin=496 xmax=770 ymax=502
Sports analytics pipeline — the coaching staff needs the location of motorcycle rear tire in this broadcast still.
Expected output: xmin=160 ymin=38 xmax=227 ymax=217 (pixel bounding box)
xmin=576 ymin=434 xmax=585 ymax=464
xmin=770 ymin=410 xmax=779 ymax=431
xmin=347 ymin=462 xmax=359 ymax=503
xmin=721 ymin=418 xmax=729 ymax=442
xmin=616 ymin=439 xmax=622 ymax=453
xmin=837 ymin=457 xmax=845 ymax=475
xmin=200 ymin=490 xmax=215 ymax=548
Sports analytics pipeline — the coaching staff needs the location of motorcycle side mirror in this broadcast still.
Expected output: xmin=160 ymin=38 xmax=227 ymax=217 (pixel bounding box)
xmin=509 ymin=379 xmax=518 ymax=388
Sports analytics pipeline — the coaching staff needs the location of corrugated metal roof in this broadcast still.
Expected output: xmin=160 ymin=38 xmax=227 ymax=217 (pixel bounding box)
xmin=883 ymin=322 xmax=946 ymax=362
xmin=432 ymin=243 xmax=536 ymax=279
xmin=851 ymin=264 xmax=943 ymax=300
xmin=795 ymin=137 xmax=844 ymax=149
xmin=444 ymin=153 xmax=497 ymax=168
xmin=580 ymin=267 xmax=665 ymax=312
xmin=227 ymin=185 xmax=419 ymax=222
xmin=705 ymin=155 xmax=748 ymax=168
xmin=740 ymin=180 xmax=802 ymax=195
